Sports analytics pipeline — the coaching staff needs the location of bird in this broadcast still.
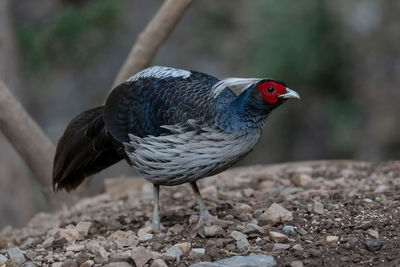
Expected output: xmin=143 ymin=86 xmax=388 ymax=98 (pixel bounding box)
xmin=52 ymin=66 xmax=300 ymax=232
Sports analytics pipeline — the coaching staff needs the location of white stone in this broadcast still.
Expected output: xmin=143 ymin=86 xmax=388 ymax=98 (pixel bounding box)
xmin=150 ymin=258 xmax=168 ymax=267
xmin=66 ymin=243 xmax=85 ymax=252
xmin=94 ymin=247 xmax=109 ymax=263
xmin=204 ymin=225 xmax=224 ymax=237
xmin=55 ymin=229 xmax=80 ymax=243
xmin=269 ymin=231 xmax=288 ymax=243
xmin=313 ymin=200 xmax=325 ymax=215
xmin=189 ymin=248 xmax=205 ymax=260
xmin=259 ymin=203 xmax=293 ymax=225
xmin=366 ymin=229 xmax=379 ymax=239
xmin=41 ymin=237 xmax=54 ymax=248
xmin=80 ymin=260 xmax=95 ymax=267
xmin=282 ymin=225 xmax=295 ymax=235
xmin=131 ymin=246 xmax=153 ymax=267
xmin=272 ymin=243 xmax=291 ymax=251
xmin=230 ymin=230 xmax=247 ymax=241
xmin=178 ymin=242 xmax=191 ymax=254
xmin=236 ymin=238 xmax=250 ymax=251
xmin=292 ymin=244 xmax=303 ymax=251
xmin=75 ymin=222 xmax=92 ymax=236
xmin=236 ymin=203 xmax=253 ymax=213
xmin=291 ymin=174 xmax=313 ymax=187
xmin=0 ymin=254 xmax=7 ymax=264
xmin=291 ymin=260 xmax=304 ymax=267
xmin=164 ymin=244 xmax=183 ymax=262
xmin=7 ymin=247 xmax=25 ymax=265
xmin=138 ymin=228 xmax=153 ymax=241
xmin=326 ymin=235 xmax=339 ymax=244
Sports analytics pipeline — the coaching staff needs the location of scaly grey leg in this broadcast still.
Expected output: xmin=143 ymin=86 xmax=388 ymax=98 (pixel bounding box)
xmin=190 ymin=181 xmax=220 ymax=229
xmin=152 ymin=184 xmax=164 ymax=232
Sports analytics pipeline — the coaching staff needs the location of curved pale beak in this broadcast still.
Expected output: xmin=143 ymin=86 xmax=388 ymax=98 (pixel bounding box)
xmin=279 ymin=88 xmax=300 ymax=100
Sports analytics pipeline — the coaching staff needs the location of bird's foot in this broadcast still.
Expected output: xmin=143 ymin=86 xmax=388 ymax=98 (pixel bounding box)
xmin=152 ymin=220 xmax=165 ymax=233
xmin=194 ymin=209 xmax=232 ymax=229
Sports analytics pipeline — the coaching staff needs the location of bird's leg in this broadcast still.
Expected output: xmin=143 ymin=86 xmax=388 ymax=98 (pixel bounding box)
xmin=190 ymin=181 xmax=220 ymax=229
xmin=152 ymin=184 xmax=164 ymax=233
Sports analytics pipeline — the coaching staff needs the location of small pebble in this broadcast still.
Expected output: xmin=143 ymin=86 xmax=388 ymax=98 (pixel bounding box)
xmin=131 ymin=246 xmax=153 ymax=267
xmin=230 ymin=231 xmax=247 ymax=241
xmin=0 ymin=254 xmax=7 ymax=264
xmin=326 ymin=236 xmax=339 ymax=244
xmin=269 ymin=231 xmax=288 ymax=243
xmin=189 ymin=248 xmax=205 ymax=260
xmin=75 ymin=222 xmax=92 ymax=237
xmin=313 ymin=200 xmax=324 ymax=215
xmin=204 ymin=225 xmax=224 ymax=237
xmin=364 ymin=238 xmax=383 ymax=252
xmin=290 ymin=260 xmax=304 ymax=267
xmin=282 ymin=225 xmax=295 ymax=235
xmin=80 ymin=260 xmax=94 ymax=267
xmin=272 ymin=243 xmax=290 ymax=251
xmin=55 ymin=229 xmax=80 ymax=243
xmin=374 ymin=185 xmax=386 ymax=193
xmin=138 ymin=228 xmax=153 ymax=241
xmin=150 ymin=259 xmax=168 ymax=267
xmin=164 ymin=244 xmax=183 ymax=262
xmin=109 ymin=263 xmax=131 ymax=267
xmin=236 ymin=238 xmax=250 ymax=251
xmin=292 ymin=244 xmax=303 ymax=251
xmin=177 ymin=242 xmax=191 ymax=254
xmin=291 ymin=174 xmax=313 ymax=187
xmin=297 ymin=228 xmax=308 ymax=235
xmin=7 ymin=247 xmax=25 ymax=265
xmin=366 ymin=229 xmax=379 ymax=239
xmin=259 ymin=203 xmax=293 ymax=225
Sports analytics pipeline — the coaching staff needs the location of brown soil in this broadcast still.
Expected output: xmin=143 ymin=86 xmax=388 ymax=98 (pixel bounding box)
xmin=1 ymin=160 xmax=400 ymax=266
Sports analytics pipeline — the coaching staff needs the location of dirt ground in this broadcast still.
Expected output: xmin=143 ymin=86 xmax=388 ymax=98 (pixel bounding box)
xmin=1 ymin=160 xmax=400 ymax=266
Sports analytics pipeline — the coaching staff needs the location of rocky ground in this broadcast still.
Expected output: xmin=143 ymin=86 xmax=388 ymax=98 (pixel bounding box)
xmin=1 ymin=160 xmax=400 ymax=267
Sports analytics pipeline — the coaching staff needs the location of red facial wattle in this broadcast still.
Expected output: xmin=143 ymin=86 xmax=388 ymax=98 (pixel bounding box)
xmin=256 ymin=81 xmax=287 ymax=104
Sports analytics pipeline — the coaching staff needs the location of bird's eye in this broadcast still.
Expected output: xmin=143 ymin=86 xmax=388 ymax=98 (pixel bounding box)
xmin=267 ymin=87 xmax=275 ymax=93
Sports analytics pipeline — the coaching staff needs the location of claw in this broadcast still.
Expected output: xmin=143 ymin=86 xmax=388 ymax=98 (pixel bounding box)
xmin=194 ymin=208 xmax=233 ymax=229
xmin=152 ymin=221 xmax=165 ymax=233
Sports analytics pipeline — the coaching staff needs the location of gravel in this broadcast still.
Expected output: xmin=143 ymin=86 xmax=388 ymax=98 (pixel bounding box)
xmin=191 ymin=255 xmax=277 ymax=267
xmin=0 ymin=161 xmax=399 ymax=266
xmin=7 ymin=247 xmax=25 ymax=264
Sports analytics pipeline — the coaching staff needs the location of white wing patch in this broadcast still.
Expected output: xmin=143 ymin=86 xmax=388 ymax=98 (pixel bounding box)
xmin=123 ymin=123 xmax=261 ymax=186
xmin=211 ymin=78 xmax=263 ymax=98
xmin=127 ymin=66 xmax=191 ymax=82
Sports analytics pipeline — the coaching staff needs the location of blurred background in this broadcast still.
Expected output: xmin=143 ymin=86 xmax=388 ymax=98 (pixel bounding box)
xmin=0 ymin=0 xmax=399 ymax=228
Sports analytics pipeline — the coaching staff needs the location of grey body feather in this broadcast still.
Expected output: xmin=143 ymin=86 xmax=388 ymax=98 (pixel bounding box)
xmin=124 ymin=121 xmax=262 ymax=186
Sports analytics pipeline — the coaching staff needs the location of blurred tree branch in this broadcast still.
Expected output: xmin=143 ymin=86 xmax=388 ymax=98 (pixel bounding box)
xmin=0 ymin=81 xmax=55 ymax=191
xmin=113 ymin=0 xmax=192 ymax=86
xmin=0 ymin=0 xmax=193 ymax=204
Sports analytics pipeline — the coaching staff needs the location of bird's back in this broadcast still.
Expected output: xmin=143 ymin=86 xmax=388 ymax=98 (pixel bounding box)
xmin=104 ymin=66 xmax=236 ymax=143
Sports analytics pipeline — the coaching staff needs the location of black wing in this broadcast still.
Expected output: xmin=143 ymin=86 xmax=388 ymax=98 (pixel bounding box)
xmin=103 ymin=69 xmax=226 ymax=143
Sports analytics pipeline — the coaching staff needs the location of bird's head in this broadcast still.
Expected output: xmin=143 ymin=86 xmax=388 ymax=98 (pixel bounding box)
xmin=213 ymin=77 xmax=300 ymax=108
xmin=255 ymin=79 xmax=300 ymax=106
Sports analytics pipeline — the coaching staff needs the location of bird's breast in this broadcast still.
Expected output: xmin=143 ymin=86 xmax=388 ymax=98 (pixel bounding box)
xmin=123 ymin=123 xmax=261 ymax=186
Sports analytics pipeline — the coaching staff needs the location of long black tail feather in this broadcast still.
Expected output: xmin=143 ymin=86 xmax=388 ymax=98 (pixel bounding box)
xmin=52 ymin=106 xmax=123 ymax=192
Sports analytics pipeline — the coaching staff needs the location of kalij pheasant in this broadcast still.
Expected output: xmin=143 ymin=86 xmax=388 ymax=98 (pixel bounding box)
xmin=52 ymin=66 xmax=300 ymax=232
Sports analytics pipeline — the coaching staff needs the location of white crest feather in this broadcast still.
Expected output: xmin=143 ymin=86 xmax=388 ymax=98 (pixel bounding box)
xmin=211 ymin=78 xmax=262 ymax=98
xmin=127 ymin=66 xmax=191 ymax=82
